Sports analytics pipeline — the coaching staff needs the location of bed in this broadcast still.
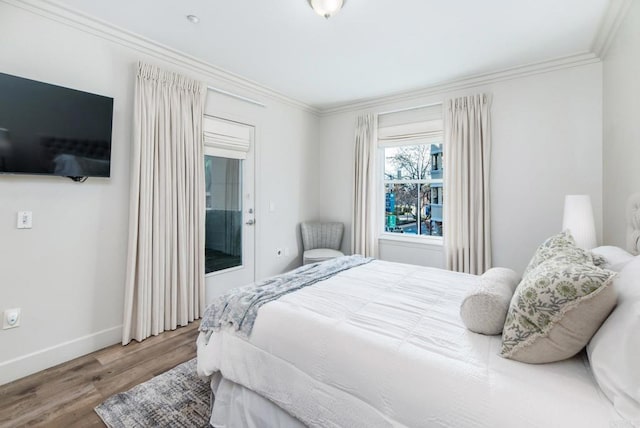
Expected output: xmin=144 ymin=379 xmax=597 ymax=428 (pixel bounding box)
xmin=197 ymin=253 xmax=637 ymax=428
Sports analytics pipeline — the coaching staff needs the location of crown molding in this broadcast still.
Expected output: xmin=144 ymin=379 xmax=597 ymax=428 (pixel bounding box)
xmin=3 ymin=0 xmax=613 ymax=118
xmin=1 ymin=0 xmax=320 ymax=115
xmin=319 ymin=52 xmax=601 ymax=116
xmin=592 ymin=0 xmax=633 ymax=59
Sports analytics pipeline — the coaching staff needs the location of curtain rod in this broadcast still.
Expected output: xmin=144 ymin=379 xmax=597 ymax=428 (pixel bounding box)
xmin=377 ymin=101 xmax=443 ymax=117
xmin=207 ymin=86 xmax=266 ymax=108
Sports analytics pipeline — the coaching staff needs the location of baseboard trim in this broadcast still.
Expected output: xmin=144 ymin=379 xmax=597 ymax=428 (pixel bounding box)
xmin=0 ymin=325 xmax=122 ymax=385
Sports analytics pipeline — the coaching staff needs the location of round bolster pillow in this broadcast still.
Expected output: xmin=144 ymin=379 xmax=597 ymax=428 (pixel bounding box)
xmin=460 ymin=267 xmax=520 ymax=335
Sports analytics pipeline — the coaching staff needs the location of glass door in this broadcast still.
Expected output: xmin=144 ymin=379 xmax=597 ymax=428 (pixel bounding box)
xmin=203 ymin=116 xmax=255 ymax=302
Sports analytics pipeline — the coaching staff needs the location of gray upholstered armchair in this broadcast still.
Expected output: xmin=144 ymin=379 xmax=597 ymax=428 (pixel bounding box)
xmin=300 ymin=222 xmax=345 ymax=265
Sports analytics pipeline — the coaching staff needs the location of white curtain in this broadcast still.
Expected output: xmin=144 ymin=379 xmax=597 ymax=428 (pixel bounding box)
xmin=352 ymin=114 xmax=378 ymax=257
xmin=122 ymin=62 xmax=207 ymax=345
xmin=444 ymin=94 xmax=492 ymax=274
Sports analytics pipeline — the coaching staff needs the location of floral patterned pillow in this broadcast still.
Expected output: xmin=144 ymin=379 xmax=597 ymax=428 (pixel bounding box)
xmin=501 ymin=257 xmax=616 ymax=363
xmin=522 ymin=231 xmax=593 ymax=277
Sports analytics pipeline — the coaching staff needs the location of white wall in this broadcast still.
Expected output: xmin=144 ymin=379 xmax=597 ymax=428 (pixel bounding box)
xmin=602 ymin=0 xmax=640 ymax=248
xmin=318 ymin=63 xmax=603 ymax=274
xmin=0 ymin=3 xmax=317 ymax=384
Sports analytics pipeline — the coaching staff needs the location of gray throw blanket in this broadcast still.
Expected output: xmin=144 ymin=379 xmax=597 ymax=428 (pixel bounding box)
xmin=200 ymin=255 xmax=373 ymax=337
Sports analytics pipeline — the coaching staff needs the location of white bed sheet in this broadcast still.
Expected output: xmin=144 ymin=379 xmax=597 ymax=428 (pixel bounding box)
xmin=209 ymin=373 xmax=305 ymax=428
xmin=198 ymin=260 xmax=627 ymax=428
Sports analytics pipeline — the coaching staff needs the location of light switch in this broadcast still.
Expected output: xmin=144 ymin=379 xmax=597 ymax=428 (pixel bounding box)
xmin=269 ymin=201 xmax=276 ymax=212
xmin=17 ymin=211 xmax=32 ymax=229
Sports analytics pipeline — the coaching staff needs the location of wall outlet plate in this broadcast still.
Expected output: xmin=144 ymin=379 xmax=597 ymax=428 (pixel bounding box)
xmin=3 ymin=308 xmax=21 ymax=329
xmin=17 ymin=211 xmax=32 ymax=229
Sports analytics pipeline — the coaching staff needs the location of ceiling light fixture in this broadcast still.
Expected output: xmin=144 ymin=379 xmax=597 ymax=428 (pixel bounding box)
xmin=186 ymin=14 xmax=200 ymax=24
xmin=307 ymin=0 xmax=346 ymax=19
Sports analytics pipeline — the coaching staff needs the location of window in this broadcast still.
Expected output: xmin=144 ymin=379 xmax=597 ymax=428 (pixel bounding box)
xmin=378 ymin=104 xmax=444 ymax=240
xmin=383 ymin=143 xmax=443 ymax=237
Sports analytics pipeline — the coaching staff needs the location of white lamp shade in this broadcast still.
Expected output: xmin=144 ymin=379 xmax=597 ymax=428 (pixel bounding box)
xmin=308 ymin=0 xmax=345 ymax=18
xmin=562 ymin=195 xmax=597 ymax=250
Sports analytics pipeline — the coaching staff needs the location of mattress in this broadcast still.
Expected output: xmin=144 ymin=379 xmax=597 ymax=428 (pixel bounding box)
xmin=197 ymin=260 xmax=626 ymax=427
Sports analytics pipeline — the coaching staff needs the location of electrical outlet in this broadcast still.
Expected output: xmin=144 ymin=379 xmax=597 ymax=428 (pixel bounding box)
xmin=276 ymin=248 xmax=283 ymax=257
xmin=3 ymin=308 xmax=21 ymax=329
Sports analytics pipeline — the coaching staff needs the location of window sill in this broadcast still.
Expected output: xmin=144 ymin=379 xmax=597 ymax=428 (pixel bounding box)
xmin=378 ymin=233 xmax=443 ymax=247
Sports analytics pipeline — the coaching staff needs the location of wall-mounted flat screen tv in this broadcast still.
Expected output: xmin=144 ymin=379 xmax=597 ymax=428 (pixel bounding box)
xmin=0 ymin=72 xmax=114 ymax=178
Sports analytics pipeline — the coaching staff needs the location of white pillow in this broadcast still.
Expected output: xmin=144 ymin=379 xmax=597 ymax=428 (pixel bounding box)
xmin=587 ymin=256 xmax=640 ymax=422
xmin=460 ymin=267 xmax=520 ymax=335
xmin=591 ymin=246 xmax=635 ymax=272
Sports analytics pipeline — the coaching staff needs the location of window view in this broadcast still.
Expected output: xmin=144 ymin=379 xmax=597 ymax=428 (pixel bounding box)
xmin=383 ymin=144 xmax=444 ymax=237
xmin=205 ymin=155 xmax=243 ymax=273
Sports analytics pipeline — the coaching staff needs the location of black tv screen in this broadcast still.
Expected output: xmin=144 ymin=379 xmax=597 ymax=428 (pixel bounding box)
xmin=0 ymin=72 xmax=114 ymax=178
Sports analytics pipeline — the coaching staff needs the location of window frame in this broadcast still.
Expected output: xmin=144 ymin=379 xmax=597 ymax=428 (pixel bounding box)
xmin=377 ymin=138 xmax=444 ymax=246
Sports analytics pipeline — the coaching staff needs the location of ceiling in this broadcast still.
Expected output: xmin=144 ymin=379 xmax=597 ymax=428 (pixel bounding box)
xmin=53 ymin=0 xmax=610 ymax=109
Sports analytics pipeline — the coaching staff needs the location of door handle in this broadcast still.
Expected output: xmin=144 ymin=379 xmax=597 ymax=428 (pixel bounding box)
xmin=246 ymin=219 xmax=255 ymax=226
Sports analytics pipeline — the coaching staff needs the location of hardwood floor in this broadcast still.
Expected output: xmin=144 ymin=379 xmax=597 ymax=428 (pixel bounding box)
xmin=0 ymin=321 xmax=200 ymax=428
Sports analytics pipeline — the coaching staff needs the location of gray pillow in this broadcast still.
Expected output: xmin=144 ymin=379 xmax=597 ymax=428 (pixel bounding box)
xmin=460 ymin=267 xmax=520 ymax=335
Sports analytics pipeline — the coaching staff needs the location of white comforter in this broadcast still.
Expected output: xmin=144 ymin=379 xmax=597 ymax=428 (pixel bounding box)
xmin=198 ymin=260 xmax=625 ymax=428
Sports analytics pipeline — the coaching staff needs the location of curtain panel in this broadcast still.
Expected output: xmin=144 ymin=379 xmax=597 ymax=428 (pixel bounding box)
xmin=444 ymin=94 xmax=492 ymax=275
xmin=122 ymin=62 xmax=207 ymax=345
xmin=352 ymin=114 xmax=378 ymax=257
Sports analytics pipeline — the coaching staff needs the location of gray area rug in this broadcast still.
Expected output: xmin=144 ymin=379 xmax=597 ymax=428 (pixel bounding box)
xmin=95 ymin=358 xmax=211 ymax=427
